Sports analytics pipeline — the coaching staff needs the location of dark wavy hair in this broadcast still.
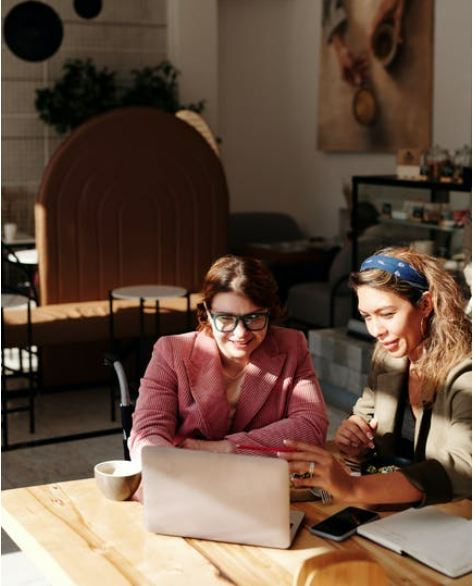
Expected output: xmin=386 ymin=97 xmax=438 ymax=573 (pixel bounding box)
xmin=196 ymin=255 xmax=285 ymax=330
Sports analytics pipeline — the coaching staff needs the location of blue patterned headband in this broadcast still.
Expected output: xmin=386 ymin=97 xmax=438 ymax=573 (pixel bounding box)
xmin=360 ymin=255 xmax=429 ymax=291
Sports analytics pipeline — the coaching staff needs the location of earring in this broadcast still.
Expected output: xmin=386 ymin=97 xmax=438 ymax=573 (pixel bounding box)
xmin=420 ymin=316 xmax=427 ymax=339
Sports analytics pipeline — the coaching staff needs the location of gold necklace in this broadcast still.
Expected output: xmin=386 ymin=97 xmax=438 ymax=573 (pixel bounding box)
xmin=223 ymin=364 xmax=247 ymax=381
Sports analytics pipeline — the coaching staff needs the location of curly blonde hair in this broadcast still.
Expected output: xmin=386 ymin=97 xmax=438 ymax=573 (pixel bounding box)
xmin=349 ymin=247 xmax=471 ymax=397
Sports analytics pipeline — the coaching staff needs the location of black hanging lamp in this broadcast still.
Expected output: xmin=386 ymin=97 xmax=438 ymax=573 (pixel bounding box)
xmin=3 ymin=1 xmax=63 ymax=62
xmin=73 ymin=0 xmax=102 ymax=19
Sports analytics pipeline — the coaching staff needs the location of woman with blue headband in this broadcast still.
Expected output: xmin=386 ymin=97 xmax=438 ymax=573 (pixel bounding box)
xmin=279 ymin=247 xmax=471 ymax=506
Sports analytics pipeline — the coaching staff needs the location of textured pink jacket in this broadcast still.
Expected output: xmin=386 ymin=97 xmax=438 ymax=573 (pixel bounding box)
xmin=129 ymin=327 xmax=328 ymax=461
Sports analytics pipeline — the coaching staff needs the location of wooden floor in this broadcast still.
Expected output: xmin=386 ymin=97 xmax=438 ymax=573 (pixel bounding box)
xmin=1 ymin=383 xmax=346 ymax=585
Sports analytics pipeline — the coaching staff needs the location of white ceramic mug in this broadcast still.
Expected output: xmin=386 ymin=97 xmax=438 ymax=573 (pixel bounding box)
xmin=3 ymin=223 xmax=17 ymax=242
xmin=94 ymin=460 xmax=142 ymax=501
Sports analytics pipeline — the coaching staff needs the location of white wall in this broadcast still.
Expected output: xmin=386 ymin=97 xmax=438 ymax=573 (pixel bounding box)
xmin=215 ymin=0 xmax=472 ymax=237
xmin=167 ymin=0 xmax=218 ymax=129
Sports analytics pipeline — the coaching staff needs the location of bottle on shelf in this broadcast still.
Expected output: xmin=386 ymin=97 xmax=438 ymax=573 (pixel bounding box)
xmin=419 ymin=150 xmax=429 ymax=181
xmin=440 ymin=149 xmax=454 ymax=183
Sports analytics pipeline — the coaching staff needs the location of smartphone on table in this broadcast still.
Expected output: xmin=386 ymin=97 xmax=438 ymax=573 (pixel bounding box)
xmin=310 ymin=507 xmax=379 ymax=542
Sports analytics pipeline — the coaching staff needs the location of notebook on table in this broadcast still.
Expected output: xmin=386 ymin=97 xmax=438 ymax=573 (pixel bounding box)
xmin=356 ymin=506 xmax=472 ymax=578
xmin=141 ymin=446 xmax=304 ymax=549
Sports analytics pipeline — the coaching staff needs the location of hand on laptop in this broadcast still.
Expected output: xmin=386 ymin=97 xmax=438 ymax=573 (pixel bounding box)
xmin=179 ymin=438 xmax=236 ymax=453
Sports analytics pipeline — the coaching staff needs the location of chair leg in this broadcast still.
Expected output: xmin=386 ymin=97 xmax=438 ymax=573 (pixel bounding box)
xmin=1 ymin=308 xmax=9 ymax=449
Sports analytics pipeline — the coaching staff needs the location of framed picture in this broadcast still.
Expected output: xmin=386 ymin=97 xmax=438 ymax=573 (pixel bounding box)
xmin=318 ymin=0 xmax=434 ymax=152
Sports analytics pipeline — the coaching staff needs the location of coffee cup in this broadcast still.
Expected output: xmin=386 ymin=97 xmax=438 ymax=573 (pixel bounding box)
xmin=372 ymin=22 xmax=399 ymax=67
xmin=3 ymin=223 xmax=17 ymax=242
xmin=94 ymin=460 xmax=141 ymax=501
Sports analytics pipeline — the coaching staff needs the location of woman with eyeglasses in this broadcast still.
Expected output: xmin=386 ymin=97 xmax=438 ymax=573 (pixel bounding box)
xmin=279 ymin=247 xmax=471 ymax=506
xmin=129 ymin=255 xmax=328 ymax=462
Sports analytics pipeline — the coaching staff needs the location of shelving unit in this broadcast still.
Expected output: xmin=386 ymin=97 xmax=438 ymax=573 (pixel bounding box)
xmin=378 ymin=217 xmax=461 ymax=233
xmin=351 ymin=174 xmax=472 ymax=270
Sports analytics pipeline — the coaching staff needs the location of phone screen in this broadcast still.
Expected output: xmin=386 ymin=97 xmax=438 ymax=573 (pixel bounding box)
xmin=310 ymin=507 xmax=379 ymax=541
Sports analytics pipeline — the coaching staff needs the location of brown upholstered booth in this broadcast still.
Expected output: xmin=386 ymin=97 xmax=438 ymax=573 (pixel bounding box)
xmin=3 ymin=108 xmax=229 ymax=386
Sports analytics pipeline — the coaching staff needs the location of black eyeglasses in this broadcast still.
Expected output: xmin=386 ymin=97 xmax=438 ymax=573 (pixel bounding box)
xmin=207 ymin=310 xmax=270 ymax=332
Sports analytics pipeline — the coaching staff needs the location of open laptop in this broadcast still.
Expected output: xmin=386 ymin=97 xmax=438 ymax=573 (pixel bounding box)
xmin=141 ymin=446 xmax=305 ymax=549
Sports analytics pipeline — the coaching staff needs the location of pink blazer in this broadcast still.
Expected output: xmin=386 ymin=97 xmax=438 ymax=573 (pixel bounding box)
xmin=129 ymin=327 xmax=328 ymax=461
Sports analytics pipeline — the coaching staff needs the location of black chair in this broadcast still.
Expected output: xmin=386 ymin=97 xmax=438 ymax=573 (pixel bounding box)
xmin=1 ymin=242 xmax=39 ymax=304
xmin=1 ymin=285 xmax=39 ymax=450
xmin=104 ymin=355 xmax=134 ymax=461
xmin=228 ymin=211 xmax=304 ymax=255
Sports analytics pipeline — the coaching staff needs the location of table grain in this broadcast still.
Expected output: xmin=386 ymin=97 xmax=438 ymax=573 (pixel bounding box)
xmin=1 ymin=478 xmax=471 ymax=586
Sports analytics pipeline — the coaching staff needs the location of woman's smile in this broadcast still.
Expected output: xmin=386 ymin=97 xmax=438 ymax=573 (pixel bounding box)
xmin=382 ymin=339 xmax=399 ymax=352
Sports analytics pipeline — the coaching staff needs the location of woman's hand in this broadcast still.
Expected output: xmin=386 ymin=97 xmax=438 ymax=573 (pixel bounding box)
xmin=277 ymin=439 xmax=357 ymax=502
xmin=179 ymin=438 xmax=236 ymax=453
xmin=331 ymin=30 xmax=369 ymax=87
xmin=335 ymin=416 xmax=378 ymax=457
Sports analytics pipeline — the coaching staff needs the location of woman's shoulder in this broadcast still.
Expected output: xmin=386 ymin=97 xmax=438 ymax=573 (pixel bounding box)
xmin=155 ymin=331 xmax=200 ymax=351
xmin=267 ymin=325 xmax=306 ymax=348
xmin=446 ymin=357 xmax=472 ymax=390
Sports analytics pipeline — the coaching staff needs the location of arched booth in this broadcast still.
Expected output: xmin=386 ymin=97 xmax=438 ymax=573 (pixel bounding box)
xmin=4 ymin=108 xmax=229 ymax=387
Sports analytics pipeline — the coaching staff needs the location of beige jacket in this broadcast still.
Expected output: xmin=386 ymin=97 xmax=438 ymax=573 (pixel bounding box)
xmin=353 ymin=352 xmax=472 ymax=506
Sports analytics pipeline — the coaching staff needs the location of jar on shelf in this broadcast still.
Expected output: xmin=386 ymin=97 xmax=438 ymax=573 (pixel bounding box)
xmin=453 ymin=148 xmax=465 ymax=183
xmin=426 ymin=145 xmax=446 ymax=181
xmin=440 ymin=150 xmax=454 ymax=183
xmin=419 ymin=150 xmax=429 ymax=181
xmin=461 ymin=145 xmax=472 ymax=185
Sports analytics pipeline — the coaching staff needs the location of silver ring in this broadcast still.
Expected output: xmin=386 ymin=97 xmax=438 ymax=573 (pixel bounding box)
xmin=309 ymin=461 xmax=315 ymax=476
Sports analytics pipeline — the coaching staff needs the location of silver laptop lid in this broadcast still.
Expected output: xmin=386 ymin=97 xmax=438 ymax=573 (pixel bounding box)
xmin=142 ymin=446 xmax=301 ymax=549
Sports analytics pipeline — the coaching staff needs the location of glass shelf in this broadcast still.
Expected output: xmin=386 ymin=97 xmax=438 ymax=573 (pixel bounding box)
xmin=352 ymin=175 xmax=471 ymax=193
xmin=378 ymin=217 xmax=463 ymax=233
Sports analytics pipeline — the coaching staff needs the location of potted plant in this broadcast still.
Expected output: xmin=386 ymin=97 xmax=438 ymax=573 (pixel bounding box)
xmin=35 ymin=58 xmax=118 ymax=135
xmin=35 ymin=58 xmax=205 ymax=135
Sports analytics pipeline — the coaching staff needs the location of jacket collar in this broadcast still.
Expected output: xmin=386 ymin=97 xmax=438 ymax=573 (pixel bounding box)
xmin=232 ymin=329 xmax=286 ymax=432
xmin=374 ymin=355 xmax=408 ymax=437
xmin=185 ymin=328 xmax=286 ymax=437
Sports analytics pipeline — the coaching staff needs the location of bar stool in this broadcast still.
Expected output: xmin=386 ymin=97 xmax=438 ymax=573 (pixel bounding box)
xmin=1 ymin=291 xmax=38 ymax=450
xmin=108 ymin=284 xmax=189 ymax=420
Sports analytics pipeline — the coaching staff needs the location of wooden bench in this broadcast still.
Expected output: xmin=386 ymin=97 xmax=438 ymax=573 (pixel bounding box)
xmin=2 ymin=294 xmax=201 ymax=387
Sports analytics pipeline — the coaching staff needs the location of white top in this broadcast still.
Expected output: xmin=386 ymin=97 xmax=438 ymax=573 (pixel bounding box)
xmin=110 ymin=285 xmax=187 ymax=301
xmin=7 ymin=249 xmax=38 ymax=265
xmin=1 ymin=293 xmax=35 ymax=309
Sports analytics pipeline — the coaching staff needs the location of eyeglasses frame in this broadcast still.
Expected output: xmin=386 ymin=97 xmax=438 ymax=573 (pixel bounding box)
xmin=206 ymin=309 xmax=270 ymax=332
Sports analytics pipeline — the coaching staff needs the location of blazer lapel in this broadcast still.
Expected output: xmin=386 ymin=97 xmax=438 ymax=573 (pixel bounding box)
xmin=231 ymin=334 xmax=286 ymax=432
xmin=185 ymin=331 xmax=229 ymax=439
xmin=374 ymin=356 xmax=408 ymax=436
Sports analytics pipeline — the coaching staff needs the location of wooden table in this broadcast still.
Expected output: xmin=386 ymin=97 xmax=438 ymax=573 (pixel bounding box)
xmin=1 ymin=478 xmax=471 ymax=586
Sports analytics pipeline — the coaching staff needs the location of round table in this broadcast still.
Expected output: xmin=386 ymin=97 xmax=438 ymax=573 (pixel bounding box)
xmin=109 ymin=284 xmax=189 ymax=341
xmin=7 ymin=249 xmax=38 ymax=265
xmin=1 ymin=292 xmax=34 ymax=309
